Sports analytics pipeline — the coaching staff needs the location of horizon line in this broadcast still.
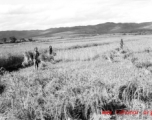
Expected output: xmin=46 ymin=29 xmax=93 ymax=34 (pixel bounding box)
xmin=0 ymin=21 xmax=152 ymax=32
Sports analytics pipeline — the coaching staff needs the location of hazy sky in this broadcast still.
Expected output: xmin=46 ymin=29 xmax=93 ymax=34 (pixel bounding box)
xmin=0 ymin=0 xmax=152 ymax=30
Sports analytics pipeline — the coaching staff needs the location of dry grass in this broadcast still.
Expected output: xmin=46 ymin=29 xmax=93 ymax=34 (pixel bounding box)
xmin=1 ymin=34 xmax=152 ymax=120
xmin=1 ymin=60 xmax=152 ymax=120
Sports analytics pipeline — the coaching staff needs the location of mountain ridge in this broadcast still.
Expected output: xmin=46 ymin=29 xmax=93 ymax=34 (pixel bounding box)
xmin=1 ymin=22 xmax=152 ymax=39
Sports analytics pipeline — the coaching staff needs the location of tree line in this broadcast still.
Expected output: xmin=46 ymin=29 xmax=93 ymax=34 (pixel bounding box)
xmin=0 ymin=36 xmax=34 ymax=44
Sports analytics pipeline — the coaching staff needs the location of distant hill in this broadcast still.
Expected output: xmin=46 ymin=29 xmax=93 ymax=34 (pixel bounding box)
xmin=1 ymin=22 xmax=152 ymax=40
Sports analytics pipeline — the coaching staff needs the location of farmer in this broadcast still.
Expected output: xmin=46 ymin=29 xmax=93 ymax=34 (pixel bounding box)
xmin=33 ymin=47 xmax=40 ymax=70
xmin=49 ymin=45 xmax=56 ymax=62
xmin=49 ymin=45 xmax=53 ymax=55
xmin=120 ymin=39 xmax=124 ymax=49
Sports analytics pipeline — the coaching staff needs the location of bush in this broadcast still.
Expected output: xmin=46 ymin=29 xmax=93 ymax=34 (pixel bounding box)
xmin=28 ymin=38 xmax=33 ymax=41
xmin=9 ymin=36 xmax=17 ymax=43
xmin=0 ymin=53 xmax=24 ymax=71
xmin=1 ymin=38 xmax=7 ymax=43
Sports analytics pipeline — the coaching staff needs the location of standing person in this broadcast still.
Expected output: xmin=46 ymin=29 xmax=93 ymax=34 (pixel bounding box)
xmin=49 ymin=45 xmax=55 ymax=62
xmin=33 ymin=47 xmax=40 ymax=70
xmin=49 ymin=45 xmax=53 ymax=55
xmin=120 ymin=39 xmax=124 ymax=49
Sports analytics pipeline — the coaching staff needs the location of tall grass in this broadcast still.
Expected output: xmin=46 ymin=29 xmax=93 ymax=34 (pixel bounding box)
xmin=1 ymin=54 xmax=152 ymax=120
xmin=0 ymin=53 xmax=24 ymax=71
xmin=0 ymin=39 xmax=118 ymax=71
xmin=1 ymin=35 xmax=152 ymax=120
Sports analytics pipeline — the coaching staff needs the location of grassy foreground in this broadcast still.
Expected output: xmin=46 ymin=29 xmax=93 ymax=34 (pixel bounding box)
xmin=1 ymin=35 xmax=152 ymax=120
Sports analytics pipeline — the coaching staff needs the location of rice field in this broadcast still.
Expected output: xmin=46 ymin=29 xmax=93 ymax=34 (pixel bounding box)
xmin=1 ymin=34 xmax=152 ymax=120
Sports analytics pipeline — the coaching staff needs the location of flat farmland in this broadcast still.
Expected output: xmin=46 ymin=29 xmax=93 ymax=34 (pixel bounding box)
xmin=1 ymin=34 xmax=152 ymax=120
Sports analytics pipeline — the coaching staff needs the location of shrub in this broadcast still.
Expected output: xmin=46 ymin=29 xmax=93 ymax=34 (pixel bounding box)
xmin=0 ymin=53 xmax=24 ymax=71
xmin=9 ymin=36 xmax=17 ymax=43
xmin=1 ymin=38 xmax=7 ymax=43
xmin=28 ymin=38 xmax=33 ymax=41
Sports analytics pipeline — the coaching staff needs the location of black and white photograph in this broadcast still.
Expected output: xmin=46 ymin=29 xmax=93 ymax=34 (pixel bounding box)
xmin=0 ymin=0 xmax=152 ymax=120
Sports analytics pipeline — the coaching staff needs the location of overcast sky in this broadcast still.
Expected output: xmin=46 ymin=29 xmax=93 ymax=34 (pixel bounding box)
xmin=0 ymin=0 xmax=152 ymax=31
